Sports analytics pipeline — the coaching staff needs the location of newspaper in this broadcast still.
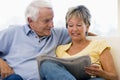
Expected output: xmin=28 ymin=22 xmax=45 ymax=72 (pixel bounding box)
xmin=37 ymin=55 xmax=91 ymax=80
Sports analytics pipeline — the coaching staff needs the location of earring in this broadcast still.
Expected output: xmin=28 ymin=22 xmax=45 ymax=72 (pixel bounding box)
xmin=85 ymin=32 xmax=88 ymax=36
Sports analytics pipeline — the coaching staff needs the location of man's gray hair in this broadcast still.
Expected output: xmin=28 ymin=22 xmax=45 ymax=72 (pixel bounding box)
xmin=25 ymin=0 xmax=53 ymax=23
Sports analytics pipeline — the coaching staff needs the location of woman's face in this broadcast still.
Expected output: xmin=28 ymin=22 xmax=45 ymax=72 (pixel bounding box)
xmin=67 ymin=16 xmax=89 ymax=41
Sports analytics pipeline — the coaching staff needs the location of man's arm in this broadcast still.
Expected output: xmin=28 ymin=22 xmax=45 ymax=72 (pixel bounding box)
xmin=88 ymin=32 xmax=97 ymax=36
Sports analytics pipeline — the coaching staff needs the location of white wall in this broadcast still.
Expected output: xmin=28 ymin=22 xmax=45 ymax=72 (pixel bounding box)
xmin=118 ymin=0 xmax=120 ymax=34
xmin=0 ymin=0 xmax=118 ymax=36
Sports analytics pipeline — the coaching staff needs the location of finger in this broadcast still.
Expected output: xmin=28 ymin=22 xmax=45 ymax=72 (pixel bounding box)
xmin=4 ymin=73 xmax=9 ymax=79
xmin=1 ymin=70 xmax=11 ymax=79
xmin=85 ymin=66 xmax=99 ymax=72
xmin=8 ymin=70 xmax=14 ymax=76
xmin=85 ymin=68 xmax=99 ymax=76
xmin=1 ymin=72 xmax=5 ymax=79
xmin=91 ymin=64 xmax=100 ymax=69
xmin=85 ymin=70 xmax=96 ymax=76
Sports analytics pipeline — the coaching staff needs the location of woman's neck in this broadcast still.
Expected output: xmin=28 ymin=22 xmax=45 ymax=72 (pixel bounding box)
xmin=72 ymin=39 xmax=90 ymax=47
xmin=67 ymin=39 xmax=90 ymax=55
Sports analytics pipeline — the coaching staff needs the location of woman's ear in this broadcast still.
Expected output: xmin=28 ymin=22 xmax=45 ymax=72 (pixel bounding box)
xmin=86 ymin=25 xmax=90 ymax=30
xmin=85 ymin=25 xmax=90 ymax=36
xmin=85 ymin=32 xmax=88 ymax=36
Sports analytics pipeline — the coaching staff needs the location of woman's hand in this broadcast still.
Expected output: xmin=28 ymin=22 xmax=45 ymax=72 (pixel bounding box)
xmin=85 ymin=64 xmax=104 ymax=77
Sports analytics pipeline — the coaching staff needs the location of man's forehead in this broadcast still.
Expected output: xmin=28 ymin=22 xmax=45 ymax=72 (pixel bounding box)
xmin=38 ymin=8 xmax=54 ymax=18
xmin=39 ymin=7 xmax=53 ymax=13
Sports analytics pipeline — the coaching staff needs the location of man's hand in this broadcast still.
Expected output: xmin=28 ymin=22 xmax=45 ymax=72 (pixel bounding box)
xmin=88 ymin=32 xmax=97 ymax=36
xmin=0 ymin=58 xmax=14 ymax=79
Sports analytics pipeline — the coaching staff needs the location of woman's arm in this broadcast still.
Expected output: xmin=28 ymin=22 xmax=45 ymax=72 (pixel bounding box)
xmin=100 ymin=48 xmax=118 ymax=80
xmin=85 ymin=48 xmax=118 ymax=80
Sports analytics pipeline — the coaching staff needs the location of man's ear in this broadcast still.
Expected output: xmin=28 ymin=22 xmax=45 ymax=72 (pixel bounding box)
xmin=27 ymin=17 xmax=33 ymax=23
xmin=27 ymin=17 xmax=35 ymax=29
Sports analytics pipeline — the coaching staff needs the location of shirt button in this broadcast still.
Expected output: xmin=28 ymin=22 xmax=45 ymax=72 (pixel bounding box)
xmin=39 ymin=40 xmax=41 ymax=43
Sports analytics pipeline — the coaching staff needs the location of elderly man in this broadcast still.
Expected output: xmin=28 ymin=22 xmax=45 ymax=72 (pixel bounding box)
xmin=0 ymin=0 xmax=70 ymax=80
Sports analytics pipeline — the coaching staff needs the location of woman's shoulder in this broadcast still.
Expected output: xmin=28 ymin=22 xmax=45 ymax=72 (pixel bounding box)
xmin=90 ymin=39 xmax=111 ymax=51
xmin=91 ymin=39 xmax=108 ymax=45
xmin=57 ymin=43 xmax=71 ymax=50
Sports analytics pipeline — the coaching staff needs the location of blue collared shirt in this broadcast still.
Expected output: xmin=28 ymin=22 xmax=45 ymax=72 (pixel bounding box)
xmin=0 ymin=24 xmax=70 ymax=80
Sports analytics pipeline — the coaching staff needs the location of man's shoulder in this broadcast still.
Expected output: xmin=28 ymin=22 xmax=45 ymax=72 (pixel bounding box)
xmin=0 ymin=24 xmax=26 ymax=36
xmin=8 ymin=24 xmax=25 ymax=30
xmin=4 ymin=24 xmax=25 ymax=31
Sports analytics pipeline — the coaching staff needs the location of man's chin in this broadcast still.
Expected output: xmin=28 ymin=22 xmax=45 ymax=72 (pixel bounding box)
xmin=45 ymin=32 xmax=51 ymax=36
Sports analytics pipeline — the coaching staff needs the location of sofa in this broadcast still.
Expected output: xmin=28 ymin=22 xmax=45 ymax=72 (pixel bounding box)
xmin=87 ymin=36 xmax=120 ymax=79
xmin=37 ymin=36 xmax=120 ymax=80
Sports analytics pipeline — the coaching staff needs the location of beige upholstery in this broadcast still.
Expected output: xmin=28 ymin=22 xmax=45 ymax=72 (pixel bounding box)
xmin=87 ymin=36 xmax=120 ymax=79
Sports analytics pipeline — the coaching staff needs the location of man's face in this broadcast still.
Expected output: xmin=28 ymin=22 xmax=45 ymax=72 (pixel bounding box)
xmin=29 ymin=8 xmax=54 ymax=37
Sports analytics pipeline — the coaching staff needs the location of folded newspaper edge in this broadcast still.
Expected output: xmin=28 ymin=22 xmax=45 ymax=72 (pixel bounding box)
xmin=37 ymin=55 xmax=91 ymax=80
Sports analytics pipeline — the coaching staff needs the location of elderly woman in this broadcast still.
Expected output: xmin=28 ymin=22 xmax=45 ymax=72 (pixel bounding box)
xmin=40 ymin=5 xmax=118 ymax=80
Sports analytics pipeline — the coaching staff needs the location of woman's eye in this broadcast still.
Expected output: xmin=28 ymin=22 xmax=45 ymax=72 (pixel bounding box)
xmin=77 ymin=25 xmax=82 ymax=27
xmin=68 ymin=25 xmax=73 ymax=27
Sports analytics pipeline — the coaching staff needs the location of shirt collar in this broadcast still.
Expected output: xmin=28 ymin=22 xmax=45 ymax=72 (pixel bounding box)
xmin=24 ymin=24 xmax=50 ymax=39
xmin=24 ymin=24 xmax=32 ymax=35
xmin=63 ymin=43 xmax=72 ymax=51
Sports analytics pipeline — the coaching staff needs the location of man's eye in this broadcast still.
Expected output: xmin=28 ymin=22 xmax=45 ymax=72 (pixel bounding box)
xmin=44 ymin=19 xmax=53 ymax=23
xmin=44 ymin=20 xmax=50 ymax=23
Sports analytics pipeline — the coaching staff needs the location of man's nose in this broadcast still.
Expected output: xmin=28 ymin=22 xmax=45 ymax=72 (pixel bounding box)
xmin=49 ymin=21 xmax=54 ymax=28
